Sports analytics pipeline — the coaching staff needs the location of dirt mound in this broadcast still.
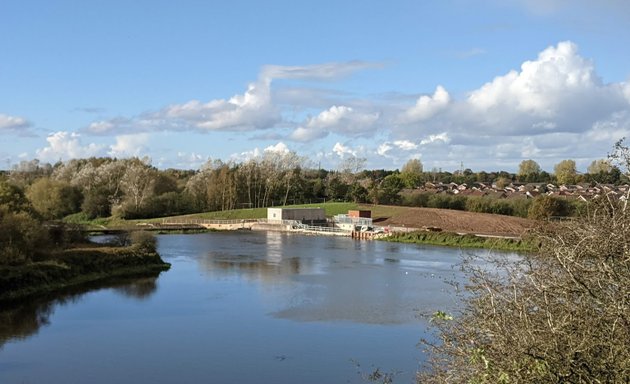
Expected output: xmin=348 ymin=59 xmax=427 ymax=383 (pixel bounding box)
xmin=370 ymin=206 xmax=537 ymax=237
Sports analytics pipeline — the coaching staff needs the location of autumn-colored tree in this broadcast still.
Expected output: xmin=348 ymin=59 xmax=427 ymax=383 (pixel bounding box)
xmin=400 ymin=159 xmax=424 ymax=188
xmin=554 ymin=159 xmax=577 ymax=185
xmin=517 ymin=159 xmax=542 ymax=182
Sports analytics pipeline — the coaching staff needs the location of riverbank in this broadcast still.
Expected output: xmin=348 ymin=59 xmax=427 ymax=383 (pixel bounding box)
xmin=0 ymin=243 xmax=171 ymax=303
xmin=382 ymin=230 xmax=538 ymax=252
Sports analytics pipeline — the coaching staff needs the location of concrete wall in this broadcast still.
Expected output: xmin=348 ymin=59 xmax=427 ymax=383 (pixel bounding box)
xmin=267 ymin=208 xmax=326 ymax=222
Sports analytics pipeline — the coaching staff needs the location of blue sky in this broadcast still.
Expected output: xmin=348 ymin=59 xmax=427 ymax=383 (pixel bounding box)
xmin=2 ymin=0 xmax=630 ymax=172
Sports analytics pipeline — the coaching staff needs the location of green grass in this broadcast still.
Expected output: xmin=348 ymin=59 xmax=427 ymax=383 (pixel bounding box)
xmin=65 ymin=202 xmax=360 ymax=227
xmin=383 ymin=231 xmax=538 ymax=252
xmin=164 ymin=202 xmax=358 ymax=221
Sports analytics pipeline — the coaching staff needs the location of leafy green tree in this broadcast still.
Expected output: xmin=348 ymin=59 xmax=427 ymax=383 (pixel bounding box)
xmin=0 ymin=179 xmax=32 ymax=213
xmin=400 ymin=159 xmax=424 ymax=188
xmin=0 ymin=206 xmax=50 ymax=264
xmin=26 ymin=178 xmax=83 ymax=219
xmin=587 ymin=159 xmax=620 ymax=184
xmin=377 ymin=174 xmax=404 ymax=204
xmin=517 ymin=159 xmax=542 ymax=182
xmin=554 ymin=159 xmax=577 ymax=185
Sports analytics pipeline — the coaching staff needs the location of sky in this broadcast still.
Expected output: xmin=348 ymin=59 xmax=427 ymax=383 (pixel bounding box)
xmin=1 ymin=0 xmax=630 ymax=172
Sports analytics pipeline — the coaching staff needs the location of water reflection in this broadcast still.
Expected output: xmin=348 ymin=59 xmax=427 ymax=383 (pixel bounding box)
xmin=0 ymin=274 xmax=162 ymax=349
xmin=194 ymin=232 xmax=464 ymax=325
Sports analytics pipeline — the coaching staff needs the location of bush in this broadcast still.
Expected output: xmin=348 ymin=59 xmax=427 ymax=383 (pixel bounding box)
xmin=129 ymin=231 xmax=157 ymax=253
xmin=527 ymin=195 xmax=571 ymax=219
xmin=419 ymin=197 xmax=630 ymax=382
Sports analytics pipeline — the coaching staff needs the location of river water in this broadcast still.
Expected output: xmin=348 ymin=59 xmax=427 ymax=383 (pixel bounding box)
xmin=0 ymin=231 xmax=500 ymax=383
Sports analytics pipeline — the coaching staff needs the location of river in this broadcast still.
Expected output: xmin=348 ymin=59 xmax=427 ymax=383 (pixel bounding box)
xmin=0 ymin=231 xmax=504 ymax=383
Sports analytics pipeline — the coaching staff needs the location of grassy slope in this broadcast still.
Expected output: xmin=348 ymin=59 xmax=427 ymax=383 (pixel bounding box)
xmin=64 ymin=202 xmax=359 ymax=227
xmin=384 ymin=231 xmax=538 ymax=252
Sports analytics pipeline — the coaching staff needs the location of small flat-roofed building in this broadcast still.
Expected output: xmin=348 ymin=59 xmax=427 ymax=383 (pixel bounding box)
xmin=347 ymin=210 xmax=371 ymax=218
xmin=267 ymin=208 xmax=326 ymax=224
xmin=334 ymin=210 xmax=373 ymax=231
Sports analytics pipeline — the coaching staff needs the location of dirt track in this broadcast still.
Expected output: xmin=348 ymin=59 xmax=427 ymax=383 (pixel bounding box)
xmin=367 ymin=206 xmax=537 ymax=237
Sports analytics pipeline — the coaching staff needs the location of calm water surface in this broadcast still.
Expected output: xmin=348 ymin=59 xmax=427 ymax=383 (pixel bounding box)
xmin=0 ymin=232 xmax=497 ymax=383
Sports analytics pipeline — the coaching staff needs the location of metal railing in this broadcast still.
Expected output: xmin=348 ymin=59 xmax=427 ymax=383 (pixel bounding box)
xmin=161 ymin=218 xmax=259 ymax=225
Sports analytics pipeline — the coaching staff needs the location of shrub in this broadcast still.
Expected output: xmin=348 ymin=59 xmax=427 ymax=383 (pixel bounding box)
xmin=418 ymin=197 xmax=630 ymax=383
xmin=129 ymin=231 xmax=157 ymax=253
xmin=527 ymin=195 xmax=571 ymax=219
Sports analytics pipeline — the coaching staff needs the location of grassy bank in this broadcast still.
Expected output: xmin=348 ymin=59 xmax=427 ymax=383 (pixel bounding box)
xmin=383 ymin=231 xmax=538 ymax=252
xmin=64 ymin=202 xmax=359 ymax=227
xmin=0 ymin=244 xmax=170 ymax=303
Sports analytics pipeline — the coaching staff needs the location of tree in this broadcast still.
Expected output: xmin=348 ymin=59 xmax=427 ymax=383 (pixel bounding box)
xmin=26 ymin=178 xmax=83 ymax=219
xmin=587 ymin=159 xmax=620 ymax=184
xmin=400 ymin=159 xmax=423 ymax=188
xmin=554 ymin=159 xmax=577 ymax=185
xmin=587 ymin=159 xmax=613 ymax=174
xmin=517 ymin=159 xmax=542 ymax=182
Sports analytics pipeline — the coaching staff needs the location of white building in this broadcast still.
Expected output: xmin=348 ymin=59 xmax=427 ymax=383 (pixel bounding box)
xmin=267 ymin=208 xmax=326 ymax=224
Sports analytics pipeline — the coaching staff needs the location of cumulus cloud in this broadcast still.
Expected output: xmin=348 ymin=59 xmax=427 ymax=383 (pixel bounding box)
xmin=290 ymin=105 xmax=380 ymax=141
xmin=85 ymin=61 xmax=380 ymax=136
xmin=391 ymin=41 xmax=630 ymax=170
xmin=36 ymin=131 xmax=105 ymax=161
xmin=401 ymin=86 xmax=450 ymax=123
xmin=230 ymin=142 xmax=292 ymax=162
xmin=376 ymin=140 xmax=421 ymax=161
xmin=0 ymin=113 xmax=31 ymax=133
xmin=458 ymin=41 xmax=628 ymax=137
xmin=332 ymin=142 xmax=359 ymax=158
xmin=108 ymin=133 xmax=150 ymax=157
xmin=420 ymin=133 xmax=450 ymax=145
xmin=264 ymin=142 xmax=290 ymax=154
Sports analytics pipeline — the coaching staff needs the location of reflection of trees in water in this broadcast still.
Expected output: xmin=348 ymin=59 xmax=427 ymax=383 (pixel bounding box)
xmin=0 ymin=273 xmax=161 ymax=349
xmin=112 ymin=276 xmax=158 ymax=299
xmin=205 ymin=256 xmax=302 ymax=282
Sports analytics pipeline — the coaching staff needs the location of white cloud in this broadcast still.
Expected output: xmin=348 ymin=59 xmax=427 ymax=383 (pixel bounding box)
xmin=332 ymin=142 xmax=359 ymax=158
xmin=420 ymin=133 xmax=450 ymax=145
xmin=290 ymin=105 xmax=380 ymax=141
xmin=376 ymin=140 xmax=421 ymax=161
xmin=261 ymin=61 xmax=382 ymax=82
xmin=87 ymin=120 xmax=116 ymax=134
xmin=85 ymin=61 xmax=380 ymax=136
xmin=390 ymin=41 xmax=630 ymax=171
xmin=36 ymin=131 xmax=105 ymax=161
xmin=0 ymin=113 xmax=31 ymax=133
xmin=264 ymin=142 xmax=290 ymax=154
xmin=108 ymin=133 xmax=150 ymax=157
xmin=392 ymin=140 xmax=418 ymax=151
xmin=229 ymin=142 xmax=292 ymax=163
xmin=468 ymin=41 xmax=596 ymax=114
xmin=377 ymin=143 xmax=392 ymax=156
xmin=402 ymin=86 xmax=450 ymax=123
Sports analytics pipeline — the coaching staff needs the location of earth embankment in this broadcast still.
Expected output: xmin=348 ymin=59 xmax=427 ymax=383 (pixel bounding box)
xmin=366 ymin=206 xmax=536 ymax=237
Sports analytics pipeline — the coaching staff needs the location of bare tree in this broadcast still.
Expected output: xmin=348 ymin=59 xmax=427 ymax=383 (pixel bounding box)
xmin=419 ymin=146 xmax=630 ymax=383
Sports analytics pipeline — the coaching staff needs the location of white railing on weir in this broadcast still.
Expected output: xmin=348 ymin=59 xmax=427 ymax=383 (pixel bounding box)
xmin=161 ymin=218 xmax=260 ymax=225
xmin=297 ymin=224 xmax=347 ymax=233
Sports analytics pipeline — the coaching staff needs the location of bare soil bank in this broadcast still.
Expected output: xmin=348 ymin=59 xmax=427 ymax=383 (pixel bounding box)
xmin=365 ymin=205 xmax=537 ymax=237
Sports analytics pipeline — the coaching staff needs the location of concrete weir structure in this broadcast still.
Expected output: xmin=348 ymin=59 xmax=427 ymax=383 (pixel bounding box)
xmin=160 ymin=208 xmax=392 ymax=240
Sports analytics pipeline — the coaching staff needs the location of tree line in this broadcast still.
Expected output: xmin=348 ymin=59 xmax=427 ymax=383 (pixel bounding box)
xmin=1 ymin=153 xmax=626 ymax=222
